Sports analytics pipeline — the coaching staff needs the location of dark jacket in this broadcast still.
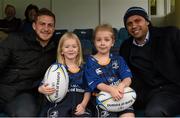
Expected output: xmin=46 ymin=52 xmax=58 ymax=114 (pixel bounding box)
xmin=0 ymin=32 xmax=57 ymax=103
xmin=119 ymin=26 xmax=180 ymax=88
xmin=0 ymin=17 xmax=21 ymax=33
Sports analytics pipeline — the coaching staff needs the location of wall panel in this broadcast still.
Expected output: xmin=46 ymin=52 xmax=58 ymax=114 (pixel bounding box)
xmin=52 ymin=0 xmax=99 ymax=30
xmin=100 ymin=0 xmax=148 ymax=29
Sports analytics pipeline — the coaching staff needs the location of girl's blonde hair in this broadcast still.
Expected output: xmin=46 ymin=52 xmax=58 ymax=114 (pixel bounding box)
xmin=93 ymin=24 xmax=115 ymax=41
xmin=57 ymin=32 xmax=83 ymax=66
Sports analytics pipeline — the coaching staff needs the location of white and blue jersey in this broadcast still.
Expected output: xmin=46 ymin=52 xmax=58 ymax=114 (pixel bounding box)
xmin=85 ymin=54 xmax=132 ymax=92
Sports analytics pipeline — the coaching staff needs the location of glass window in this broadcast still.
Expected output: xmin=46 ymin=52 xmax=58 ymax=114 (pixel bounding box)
xmin=150 ymin=0 xmax=175 ymax=16
xmin=171 ymin=0 xmax=175 ymax=13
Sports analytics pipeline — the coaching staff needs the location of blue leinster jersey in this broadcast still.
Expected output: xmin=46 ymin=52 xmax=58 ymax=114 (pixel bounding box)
xmin=65 ymin=65 xmax=89 ymax=93
xmin=85 ymin=54 xmax=132 ymax=92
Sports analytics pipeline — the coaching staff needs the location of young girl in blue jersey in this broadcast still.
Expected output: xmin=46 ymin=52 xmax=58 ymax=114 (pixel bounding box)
xmin=85 ymin=24 xmax=135 ymax=117
xmin=38 ymin=32 xmax=91 ymax=117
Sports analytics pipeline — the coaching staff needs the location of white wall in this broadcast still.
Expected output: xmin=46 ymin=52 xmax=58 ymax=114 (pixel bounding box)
xmin=52 ymin=0 xmax=148 ymax=30
xmin=52 ymin=0 xmax=99 ymax=31
xmin=100 ymin=0 xmax=148 ymax=29
xmin=0 ymin=0 xmax=149 ymax=30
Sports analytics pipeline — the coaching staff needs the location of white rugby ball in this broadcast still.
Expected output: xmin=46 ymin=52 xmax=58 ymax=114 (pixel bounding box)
xmin=96 ymin=87 xmax=136 ymax=112
xmin=43 ymin=63 xmax=69 ymax=103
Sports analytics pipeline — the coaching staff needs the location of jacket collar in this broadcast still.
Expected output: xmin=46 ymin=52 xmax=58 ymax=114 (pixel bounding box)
xmin=23 ymin=31 xmax=56 ymax=51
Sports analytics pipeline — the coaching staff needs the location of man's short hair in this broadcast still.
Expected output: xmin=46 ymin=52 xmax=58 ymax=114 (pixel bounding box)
xmin=34 ymin=8 xmax=55 ymax=23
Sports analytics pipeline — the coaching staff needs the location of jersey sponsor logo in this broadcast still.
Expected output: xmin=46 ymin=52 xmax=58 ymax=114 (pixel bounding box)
xmin=68 ymin=88 xmax=85 ymax=93
xmin=96 ymin=68 xmax=102 ymax=75
xmin=112 ymin=60 xmax=119 ymax=69
xmin=110 ymin=79 xmax=121 ymax=86
xmin=48 ymin=110 xmax=59 ymax=117
xmin=107 ymin=77 xmax=114 ymax=83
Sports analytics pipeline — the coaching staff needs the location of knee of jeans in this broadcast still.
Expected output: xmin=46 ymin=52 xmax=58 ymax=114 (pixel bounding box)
xmin=145 ymin=105 xmax=166 ymax=117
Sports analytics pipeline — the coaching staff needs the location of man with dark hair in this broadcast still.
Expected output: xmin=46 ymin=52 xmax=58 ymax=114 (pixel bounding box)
xmin=0 ymin=8 xmax=57 ymax=116
xmin=119 ymin=6 xmax=180 ymax=117
xmin=20 ymin=4 xmax=39 ymax=33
